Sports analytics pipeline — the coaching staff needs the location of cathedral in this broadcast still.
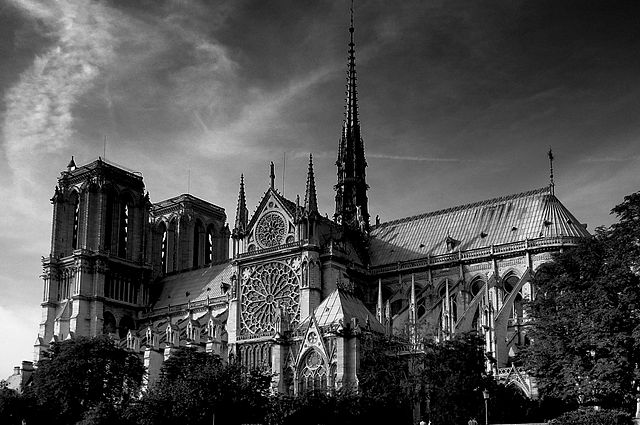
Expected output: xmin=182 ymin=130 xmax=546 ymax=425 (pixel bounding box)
xmin=35 ymin=8 xmax=590 ymax=397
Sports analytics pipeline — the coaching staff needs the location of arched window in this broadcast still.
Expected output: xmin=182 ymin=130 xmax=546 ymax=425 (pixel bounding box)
xmin=104 ymin=190 xmax=115 ymax=252
xmin=298 ymin=350 xmax=327 ymax=394
xmin=503 ymin=274 xmax=519 ymax=301
xmin=118 ymin=195 xmax=133 ymax=258
xmin=205 ymin=224 xmax=215 ymax=265
xmin=167 ymin=218 xmax=178 ymax=272
xmin=470 ymin=278 xmax=484 ymax=297
xmin=71 ymin=192 xmax=80 ymax=250
xmin=159 ymin=222 xmax=168 ymax=273
xmin=193 ymin=220 xmax=204 ymax=268
xmin=103 ymin=311 xmax=117 ymax=335
xmin=119 ymin=316 xmax=135 ymax=339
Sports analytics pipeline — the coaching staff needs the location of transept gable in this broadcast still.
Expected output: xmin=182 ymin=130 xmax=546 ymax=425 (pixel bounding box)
xmin=295 ymin=314 xmax=329 ymax=368
xmin=246 ymin=188 xmax=298 ymax=251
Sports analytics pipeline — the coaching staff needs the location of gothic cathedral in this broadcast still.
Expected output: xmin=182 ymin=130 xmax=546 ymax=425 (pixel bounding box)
xmin=36 ymin=9 xmax=590 ymax=397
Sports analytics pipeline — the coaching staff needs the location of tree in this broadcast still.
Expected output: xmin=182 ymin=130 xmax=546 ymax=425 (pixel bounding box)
xmin=521 ymin=191 xmax=640 ymax=410
xmin=132 ymin=348 xmax=271 ymax=425
xmin=0 ymin=382 xmax=25 ymax=425
xmin=26 ymin=336 xmax=145 ymax=425
xmin=417 ymin=332 xmax=491 ymax=425
xmin=357 ymin=332 xmax=414 ymax=423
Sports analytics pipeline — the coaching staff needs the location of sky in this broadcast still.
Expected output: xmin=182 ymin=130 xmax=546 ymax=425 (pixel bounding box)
xmin=1 ymin=0 xmax=640 ymax=376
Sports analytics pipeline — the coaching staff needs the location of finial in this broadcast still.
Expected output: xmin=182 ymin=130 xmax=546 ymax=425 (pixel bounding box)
xmin=67 ymin=156 xmax=76 ymax=172
xmin=234 ymin=174 xmax=248 ymax=235
xmin=270 ymin=161 xmax=275 ymax=190
xmin=304 ymin=153 xmax=318 ymax=213
xmin=548 ymin=148 xmax=555 ymax=195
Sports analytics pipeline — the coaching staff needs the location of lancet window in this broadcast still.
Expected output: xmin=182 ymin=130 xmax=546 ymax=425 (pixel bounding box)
xmin=104 ymin=273 xmax=138 ymax=304
xmin=118 ymin=196 xmax=131 ymax=258
xmin=57 ymin=268 xmax=74 ymax=301
xmin=205 ymin=224 xmax=215 ymax=265
xmin=160 ymin=223 xmax=168 ymax=273
xmin=193 ymin=220 xmax=204 ymax=268
xmin=298 ymin=350 xmax=328 ymax=393
xmin=71 ymin=193 xmax=80 ymax=250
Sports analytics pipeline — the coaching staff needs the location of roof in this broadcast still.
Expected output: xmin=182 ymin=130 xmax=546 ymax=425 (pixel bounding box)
xmin=305 ymin=289 xmax=385 ymax=333
xmin=152 ymin=261 xmax=233 ymax=309
xmin=151 ymin=193 xmax=225 ymax=218
xmin=369 ymin=187 xmax=590 ymax=266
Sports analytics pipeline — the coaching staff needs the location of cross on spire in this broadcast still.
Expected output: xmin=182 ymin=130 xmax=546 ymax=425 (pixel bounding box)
xmin=334 ymin=0 xmax=370 ymax=233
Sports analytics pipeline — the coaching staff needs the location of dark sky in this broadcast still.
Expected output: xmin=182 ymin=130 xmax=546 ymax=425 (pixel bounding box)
xmin=1 ymin=0 xmax=639 ymax=373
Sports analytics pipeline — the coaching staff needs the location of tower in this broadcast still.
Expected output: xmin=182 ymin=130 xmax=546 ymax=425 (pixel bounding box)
xmin=37 ymin=158 xmax=152 ymax=360
xmin=334 ymin=4 xmax=370 ymax=233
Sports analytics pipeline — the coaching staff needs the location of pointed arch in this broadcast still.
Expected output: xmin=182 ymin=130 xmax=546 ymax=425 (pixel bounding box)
xmin=157 ymin=221 xmax=168 ymax=273
xmin=69 ymin=190 xmax=81 ymax=250
xmin=469 ymin=276 xmax=485 ymax=297
xmin=204 ymin=223 xmax=216 ymax=265
xmin=118 ymin=192 xmax=134 ymax=259
xmin=103 ymin=311 xmax=117 ymax=336
xmin=298 ymin=348 xmax=328 ymax=394
xmin=193 ymin=219 xmax=205 ymax=268
xmin=119 ymin=316 xmax=135 ymax=339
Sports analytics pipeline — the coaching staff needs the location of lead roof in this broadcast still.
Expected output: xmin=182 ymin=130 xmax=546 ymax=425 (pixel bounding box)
xmin=368 ymin=186 xmax=590 ymax=266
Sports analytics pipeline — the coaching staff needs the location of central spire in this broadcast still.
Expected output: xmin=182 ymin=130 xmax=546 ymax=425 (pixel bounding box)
xmin=334 ymin=0 xmax=369 ymax=232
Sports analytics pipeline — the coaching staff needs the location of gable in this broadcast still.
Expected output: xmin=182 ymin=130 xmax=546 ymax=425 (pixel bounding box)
xmin=246 ymin=189 xmax=298 ymax=252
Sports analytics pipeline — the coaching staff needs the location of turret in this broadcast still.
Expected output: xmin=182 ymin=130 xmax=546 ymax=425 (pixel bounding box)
xmin=232 ymin=175 xmax=248 ymax=256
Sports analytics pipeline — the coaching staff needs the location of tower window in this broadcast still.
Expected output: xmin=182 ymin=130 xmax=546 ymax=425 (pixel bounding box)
xmin=104 ymin=192 xmax=114 ymax=252
xmin=118 ymin=199 xmax=130 ymax=258
xmin=72 ymin=195 xmax=80 ymax=250
xmin=205 ymin=225 xmax=215 ymax=265
xmin=161 ymin=226 xmax=168 ymax=272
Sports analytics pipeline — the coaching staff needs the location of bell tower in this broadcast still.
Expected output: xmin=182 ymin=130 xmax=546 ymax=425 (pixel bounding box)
xmin=36 ymin=158 xmax=152 ymax=360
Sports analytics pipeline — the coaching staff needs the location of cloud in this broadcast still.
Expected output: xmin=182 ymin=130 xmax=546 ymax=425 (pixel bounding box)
xmin=367 ymin=153 xmax=500 ymax=164
xmin=3 ymin=1 xmax=119 ymax=181
xmin=0 ymin=304 xmax=40 ymax=375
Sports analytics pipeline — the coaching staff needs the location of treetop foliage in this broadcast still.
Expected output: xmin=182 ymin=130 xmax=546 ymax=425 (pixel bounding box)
xmin=522 ymin=191 xmax=640 ymax=411
xmin=25 ymin=335 xmax=145 ymax=425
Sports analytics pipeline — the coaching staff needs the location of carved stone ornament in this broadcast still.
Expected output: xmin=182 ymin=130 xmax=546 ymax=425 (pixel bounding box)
xmin=255 ymin=212 xmax=287 ymax=248
xmin=240 ymin=259 xmax=300 ymax=335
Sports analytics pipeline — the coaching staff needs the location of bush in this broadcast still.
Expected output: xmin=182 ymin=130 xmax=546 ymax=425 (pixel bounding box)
xmin=548 ymin=408 xmax=630 ymax=425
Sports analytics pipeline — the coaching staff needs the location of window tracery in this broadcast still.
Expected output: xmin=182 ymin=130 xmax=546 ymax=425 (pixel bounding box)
xmin=298 ymin=349 xmax=327 ymax=393
xmin=240 ymin=259 xmax=300 ymax=335
xmin=255 ymin=212 xmax=286 ymax=248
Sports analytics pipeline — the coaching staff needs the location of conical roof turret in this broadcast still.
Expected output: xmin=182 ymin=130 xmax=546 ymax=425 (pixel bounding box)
xmin=233 ymin=174 xmax=248 ymax=236
xmin=304 ymin=154 xmax=318 ymax=214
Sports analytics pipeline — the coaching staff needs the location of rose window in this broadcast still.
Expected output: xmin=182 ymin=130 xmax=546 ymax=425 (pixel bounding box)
xmin=256 ymin=212 xmax=287 ymax=248
xmin=240 ymin=260 xmax=300 ymax=335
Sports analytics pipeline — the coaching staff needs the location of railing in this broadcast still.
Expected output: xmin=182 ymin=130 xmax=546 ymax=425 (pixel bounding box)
xmin=235 ymin=240 xmax=309 ymax=260
xmin=370 ymin=235 xmax=581 ymax=274
xmin=140 ymin=298 xmax=227 ymax=319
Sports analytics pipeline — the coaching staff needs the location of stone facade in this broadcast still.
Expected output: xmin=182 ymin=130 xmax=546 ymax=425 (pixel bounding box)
xmin=34 ymin=9 xmax=590 ymax=400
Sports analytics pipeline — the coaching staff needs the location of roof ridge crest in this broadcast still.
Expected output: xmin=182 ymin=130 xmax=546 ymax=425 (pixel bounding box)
xmin=373 ymin=187 xmax=550 ymax=229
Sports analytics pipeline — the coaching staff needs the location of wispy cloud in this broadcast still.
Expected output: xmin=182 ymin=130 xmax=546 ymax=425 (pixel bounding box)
xmin=580 ymin=156 xmax=640 ymax=163
xmin=368 ymin=153 xmax=495 ymax=163
xmin=3 ymin=0 xmax=119 ymax=179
